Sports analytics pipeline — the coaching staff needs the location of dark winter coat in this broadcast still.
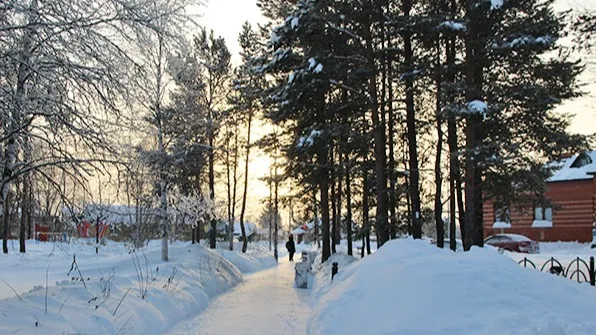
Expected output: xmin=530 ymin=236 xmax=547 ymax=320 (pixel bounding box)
xmin=286 ymin=239 xmax=296 ymax=253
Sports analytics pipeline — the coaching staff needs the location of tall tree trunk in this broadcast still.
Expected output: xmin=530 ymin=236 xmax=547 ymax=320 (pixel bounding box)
xmin=363 ymin=164 xmax=371 ymax=256
xmin=403 ymin=0 xmax=422 ymax=239
xmin=404 ymin=158 xmax=413 ymax=236
xmin=435 ymin=92 xmax=445 ymax=244
xmin=361 ymin=235 xmax=365 ymax=258
xmin=19 ymin=135 xmax=31 ymax=252
xmin=336 ymin=148 xmax=342 ymax=245
xmin=27 ymin=192 xmax=32 ymax=240
xmin=379 ymin=19 xmax=392 ymax=240
xmin=330 ymin=149 xmax=337 ymax=254
xmin=273 ymin=155 xmax=279 ymax=262
xmin=387 ymin=52 xmax=397 ymax=240
xmin=345 ymin=151 xmax=353 ymax=256
xmin=362 ymin=10 xmax=389 ymax=246
xmin=434 ymin=38 xmax=445 ymax=248
xmin=463 ymin=0 xmax=486 ymax=250
xmin=449 ymin=178 xmax=457 ymax=250
xmin=313 ymin=191 xmax=319 ymax=248
xmin=19 ymin=172 xmax=30 ymax=253
xmin=2 ymin=0 xmax=37 ymax=254
xmin=209 ymin=130 xmax=216 ymax=249
xmin=239 ymin=113 xmax=253 ymax=253
xmin=319 ymin=146 xmax=331 ymax=263
xmin=230 ymin=127 xmax=240 ymax=249
xmin=269 ymin=167 xmax=273 ymax=251
xmin=225 ymin=123 xmax=233 ymax=249
xmin=2 ymin=191 xmax=11 ymax=254
xmin=448 ymin=118 xmax=466 ymax=244
xmin=445 ymin=0 xmax=459 ymax=250
xmin=155 ymin=35 xmax=168 ymax=262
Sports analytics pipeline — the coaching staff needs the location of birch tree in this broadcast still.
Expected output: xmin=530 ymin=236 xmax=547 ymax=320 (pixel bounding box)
xmin=0 ymin=0 xmax=202 ymax=253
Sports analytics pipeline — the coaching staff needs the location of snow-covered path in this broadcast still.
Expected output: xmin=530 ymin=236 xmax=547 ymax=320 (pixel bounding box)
xmin=164 ymin=258 xmax=312 ymax=335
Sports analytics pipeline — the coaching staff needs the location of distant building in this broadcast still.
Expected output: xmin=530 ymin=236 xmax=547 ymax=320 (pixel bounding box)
xmin=291 ymin=219 xmax=320 ymax=243
xmin=483 ymin=151 xmax=596 ymax=242
xmin=232 ymin=222 xmax=258 ymax=241
xmin=64 ymin=204 xmax=159 ymax=239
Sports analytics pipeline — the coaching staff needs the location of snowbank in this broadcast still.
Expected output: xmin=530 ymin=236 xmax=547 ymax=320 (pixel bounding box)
xmin=215 ymin=248 xmax=277 ymax=273
xmin=0 ymin=240 xmax=274 ymax=335
xmin=310 ymin=252 xmax=357 ymax=290
xmin=308 ymin=239 xmax=596 ymax=335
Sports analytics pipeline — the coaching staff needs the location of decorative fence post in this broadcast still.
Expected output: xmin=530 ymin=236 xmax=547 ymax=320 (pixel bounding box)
xmin=590 ymin=257 xmax=595 ymax=287
xmin=332 ymin=262 xmax=338 ymax=281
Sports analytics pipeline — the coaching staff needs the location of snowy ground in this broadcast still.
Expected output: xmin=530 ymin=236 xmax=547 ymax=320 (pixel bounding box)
xmin=4 ymin=237 xmax=595 ymax=335
xmin=505 ymin=242 xmax=596 ymax=282
xmin=0 ymin=239 xmax=276 ymax=335
xmin=308 ymin=239 xmax=596 ymax=335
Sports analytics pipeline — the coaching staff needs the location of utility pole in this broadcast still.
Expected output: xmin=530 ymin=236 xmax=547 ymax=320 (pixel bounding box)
xmin=288 ymin=198 xmax=293 ymax=234
xmin=268 ymin=167 xmax=272 ymax=251
xmin=273 ymin=157 xmax=279 ymax=262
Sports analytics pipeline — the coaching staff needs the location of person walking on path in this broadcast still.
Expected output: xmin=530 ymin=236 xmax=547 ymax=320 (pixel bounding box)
xmin=286 ymin=235 xmax=296 ymax=261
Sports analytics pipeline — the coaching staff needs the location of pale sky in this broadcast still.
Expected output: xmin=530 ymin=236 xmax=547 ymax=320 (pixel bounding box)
xmin=202 ymin=0 xmax=266 ymax=64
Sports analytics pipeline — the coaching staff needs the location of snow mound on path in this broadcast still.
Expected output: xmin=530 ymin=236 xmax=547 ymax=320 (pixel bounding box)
xmin=216 ymin=248 xmax=277 ymax=273
xmin=310 ymin=252 xmax=357 ymax=292
xmin=308 ymin=239 xmax=596 ymax=335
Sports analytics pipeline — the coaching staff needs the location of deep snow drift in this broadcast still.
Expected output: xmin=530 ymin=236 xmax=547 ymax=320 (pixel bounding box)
xmin=0 ymin=240 xmax=276 ymax=335
xmin=308 ymin=239 xmax=596 ymax=335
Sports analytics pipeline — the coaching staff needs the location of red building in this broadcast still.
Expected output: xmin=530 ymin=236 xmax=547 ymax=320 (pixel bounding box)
xmin=483 ymin=151 xmax=596 ymax=242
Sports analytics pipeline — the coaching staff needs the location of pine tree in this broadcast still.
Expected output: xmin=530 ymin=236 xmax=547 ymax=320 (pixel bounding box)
xmin=460 ymin=0 xmax=587 ymax=249
xmin=194 ymin=29 xmax=231 ymax=249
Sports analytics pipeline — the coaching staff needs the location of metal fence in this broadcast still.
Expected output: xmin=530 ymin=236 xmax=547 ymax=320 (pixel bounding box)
xmin=518 ymin=256 xmax=596 ymax=286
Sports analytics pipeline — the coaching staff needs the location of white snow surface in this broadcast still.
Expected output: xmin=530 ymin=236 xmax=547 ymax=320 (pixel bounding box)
xmin=297 ymin=129 xmax=322 ymax=148
xmin=308 ymin=239 xmax=596 ymax=335
xmin=509 ymin=35 xmax=554 ymax=48
xmin=233 ymin=222 xmax=258 ymax=238
xmin=532 ymin=220 xmax=554 ymax=228
xmin=0 ymin=240 xmax=275 ymax=335
xmin=310 ymin=251 xmax=357 ymax=291
xmin=466 ymin=99 xmax=488 ymax=114
xmin=490 ymin=0 xmax=503 ymax=9
xmin=548 ymin=151 xmax=596 ymax=182
xmin=288 ymin=71 xmax=295 ymax=84
xmin=439 ymin=21 xmax=466 ymax=31
xmin=492 ymin=221 xmax=512 ymax=228
xmin=165 ymin=255 xmax=311 ymax=335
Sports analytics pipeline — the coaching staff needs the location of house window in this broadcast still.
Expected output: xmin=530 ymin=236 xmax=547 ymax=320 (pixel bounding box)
xmin=534 ymin=207 xmax=553 ymax=221
xmin=494 ymin=205 xmax=510 ymax=223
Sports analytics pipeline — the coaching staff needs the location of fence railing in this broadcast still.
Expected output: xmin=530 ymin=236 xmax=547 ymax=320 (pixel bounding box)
xmin=518 ymin=256 xmax=596 ymax=286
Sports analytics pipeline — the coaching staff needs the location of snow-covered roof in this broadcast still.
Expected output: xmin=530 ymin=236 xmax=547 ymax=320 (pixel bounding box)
xmin=291 ymin=227 xmax=306 ymax=235
xmin=80 ymin=204 xmax=158 ymax=225
xmin=548 ymin=151 xmax=596 ymax=182
xmin=233 ymin=222 xmax=257 ymax=237
xmin=290 ymin=218 xmax=320 ymax=235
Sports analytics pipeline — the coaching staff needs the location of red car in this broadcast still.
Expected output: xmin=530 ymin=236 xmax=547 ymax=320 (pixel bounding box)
xmin=484 ymin=234 xmax=540 ymax=254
